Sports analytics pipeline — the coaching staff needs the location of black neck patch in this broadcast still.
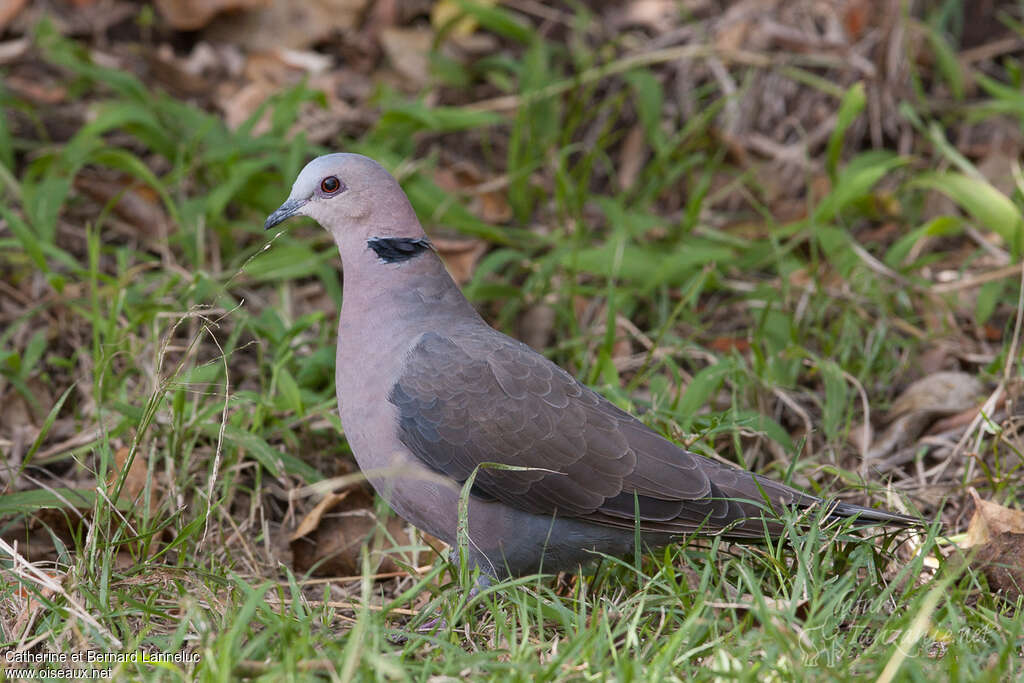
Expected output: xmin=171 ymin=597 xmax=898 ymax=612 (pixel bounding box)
xmin=367 ymin=237 xmax=433 ymax=263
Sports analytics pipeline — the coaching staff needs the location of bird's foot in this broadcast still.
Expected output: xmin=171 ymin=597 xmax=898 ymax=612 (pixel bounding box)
xmin=416 ymin=615 xmax=448 ymax=633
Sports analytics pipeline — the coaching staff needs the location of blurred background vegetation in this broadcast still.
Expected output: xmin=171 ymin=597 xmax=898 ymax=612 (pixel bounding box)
xmin=1 ymin=0 xmax=1023 ymax=680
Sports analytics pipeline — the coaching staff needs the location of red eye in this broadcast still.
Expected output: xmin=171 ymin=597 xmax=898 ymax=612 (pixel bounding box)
xmin=321 ymin=176 xmax=342 ymax=193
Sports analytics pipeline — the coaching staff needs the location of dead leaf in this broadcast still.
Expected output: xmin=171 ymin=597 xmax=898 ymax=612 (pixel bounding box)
xmin=433 ymin=236 xmax=487 ymax=285
xmin=963 ymin=488 xmax=1024 ymax=548
xmin=866 ymin=372 xmax=984 ymax=460
xmin=707 ymin=336 xmax=751 ymax=353
xmin=618 ymin=125 xmax=647 ymax=192
xmin=147 ymin=45 xmax=216 ymax=96
xmin=107 ymin=446 xmax=149 ymax=505
xmin=0 ymin=0 xmax=27 ymax=32
xmin=154 ymin=0 xmax=269 ymax=31
xmin=0 ymin=37 xmax=29 ymax=65
xmin=220 ymin=80 xmax=277 ymax=132
xmin=961 ymin=489 xmax=1024 ymax=601
xmin=787 ymin=263 xmax=844 ymax=291
xmin=611 ymin=332 xmax=633 ymax=364
xmin=289 ymin=486 xmax=417 ymax=576
xmin=610 ymin=0 xmax=679 ymax=33
xmin=971 ymin=532 xmax=1024 ymax=600
xmin=843 ymin=0 xmax=869 ymax=39
xmin=890 ymin=371 xmax=984 ymax=419
xmin=3 ymin=74 xmax=66 ymax=104
xmin=917 ymin=345 xmax=954 ymax=375
xmin=519 ymin=304 xmax=556 ymax=352
xmin=434 ymin=162 xmax=511 ymax=224
xmin=379 ymin=27 xmax=433 ymax=90
xmin=477 ymin=186 xmax=512 ymax=224
xmin=715 ymin=14 xmax=752 ymax=52
xmin=930 ymin=403 xmax=992 ymax=434
xmin=204 ymin=0 xmax=369 ymax=51
xmin=75 ymin=174 xmax=172 ymax=238
xmin=289 ymin=489 xmax=352 ymax=541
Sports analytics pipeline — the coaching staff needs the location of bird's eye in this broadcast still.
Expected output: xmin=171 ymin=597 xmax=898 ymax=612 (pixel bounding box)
xmin=320 ymin=176 xmax=343 ymax=194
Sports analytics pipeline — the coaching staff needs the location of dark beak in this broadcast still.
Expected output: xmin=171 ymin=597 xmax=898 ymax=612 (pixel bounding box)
xmin=264 ymin=198 xmax=307 ymax=230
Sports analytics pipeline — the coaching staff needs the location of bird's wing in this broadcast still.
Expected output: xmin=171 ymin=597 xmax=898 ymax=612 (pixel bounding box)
xmin=388 ymin=328 xmax=812 ymax=536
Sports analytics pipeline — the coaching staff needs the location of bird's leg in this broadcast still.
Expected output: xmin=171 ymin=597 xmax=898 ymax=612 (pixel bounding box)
xmin=414 ymin=555 xmax=495 ymax=633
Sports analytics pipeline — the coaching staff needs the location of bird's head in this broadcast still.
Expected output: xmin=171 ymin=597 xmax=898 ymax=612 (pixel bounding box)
xmin=264 ymin=154 xmax=422 ymax=246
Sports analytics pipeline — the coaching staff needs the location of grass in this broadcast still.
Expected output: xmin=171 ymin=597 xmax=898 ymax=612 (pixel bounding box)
xmin=2 ymin=4 xmax=1024 ymax=680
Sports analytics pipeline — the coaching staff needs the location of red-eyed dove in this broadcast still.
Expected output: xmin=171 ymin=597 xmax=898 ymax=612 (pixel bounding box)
xmin=265 ymin=153 xmax=919 ymax=578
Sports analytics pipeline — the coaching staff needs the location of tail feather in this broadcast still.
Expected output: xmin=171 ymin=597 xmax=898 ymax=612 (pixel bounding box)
xmin=825 ymin=500 xmax=922 ymax=527
xmin=723 ymin=471 xmax=923 ymax=532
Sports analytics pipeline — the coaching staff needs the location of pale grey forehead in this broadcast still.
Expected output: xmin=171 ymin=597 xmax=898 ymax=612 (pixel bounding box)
xmin=289 ymin=153 xmax=387 ymax=198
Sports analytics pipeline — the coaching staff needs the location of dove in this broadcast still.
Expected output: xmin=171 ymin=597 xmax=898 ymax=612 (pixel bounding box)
xmin=265 ymin=153 xmax=918 ymax=579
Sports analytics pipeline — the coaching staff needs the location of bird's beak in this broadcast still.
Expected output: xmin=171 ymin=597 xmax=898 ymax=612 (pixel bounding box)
xmin=264 ymin=197 xmax=308 ymax=230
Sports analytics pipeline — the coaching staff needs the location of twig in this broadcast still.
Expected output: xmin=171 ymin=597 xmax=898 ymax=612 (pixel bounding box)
xmin=264 ymin=595 xmax=421 ymax=616
xmin=931 ymin=262 xmax=1024 ymax=294
xmin=295 ymin=567 xmax=434 ymax=585
xmin=200 ymin=325 xmax=231 ymax=546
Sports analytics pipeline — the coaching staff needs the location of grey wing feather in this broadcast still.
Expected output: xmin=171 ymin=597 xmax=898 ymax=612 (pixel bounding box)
xmin=388 ymin=327 xmax=909 ymax=536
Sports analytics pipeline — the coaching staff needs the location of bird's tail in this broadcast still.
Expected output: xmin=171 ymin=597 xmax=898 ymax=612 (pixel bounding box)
xmin=825 ymin=500 xmax=923 ymax=527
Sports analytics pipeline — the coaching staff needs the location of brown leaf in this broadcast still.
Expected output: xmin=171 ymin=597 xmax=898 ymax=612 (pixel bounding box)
xmin=888 ymin=372 xmax=984 ymax=422
xmin=519 ymin=304 xmax=556 ymax=352
xmin=707 ymin=336 xmax=751 ymax=353
xmin=146 ymin=44 xmax=219 ymax=96
xmin=75 ymin=174 xmax=172 ymax=238
xmin=154 ymin=0 xmax=269 ymax=31
xmin=477 ymin=187 xmax=512 ymax=224
xmin=289 ymin=490 xmax=353 ymax=541
xmin=107 ymin=446 xmax=150 ymax=505
xmin=917 ymin=345 xmax=954 ymax=375
xmin=0 ymin=0 xmax=27 ymax=31
xmin=964 ymin=488 xmax=1024 ymax=548
xmin=220 ymin=81 xmax=278 ymax=132
xmin=434 ymin=163 xmax=511 ymax=225
xmin=617 ymin=125 xmax=647 ymax=192
xmin=611 ymin=332 xmax=632 ymax=363
xmin=289 ymin=486 xmax=417 ymax=576
xmin=379 ymin=27 xmax=432 ymax=90
xmin=787 ymin=264 xmax=844 ymax=291
xmin=971 ymin=532 xmax=1024 ymax=600
xmin=962 ymin=490 xmax=1024 ymax=601
xmin=715 ymin=14 xmax=752 ymax=52
xmin=843 ymin=0 xmax=870 ymax=39
xmin=3 ymin=74 xmax=66 ymax=104
xmin=433 ymin=237 xmax=487 ymax=285
xmin=610 ymin=0 xmax=678 ymax=33
xmin=866 ymin=372 xmax=984 ymax=460
xmin=203 ymin=0 xmax=369 ymax=51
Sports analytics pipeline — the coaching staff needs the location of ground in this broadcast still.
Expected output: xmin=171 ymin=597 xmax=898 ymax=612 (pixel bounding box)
xmin=0 ymin=0 xmax=1022 ymax=680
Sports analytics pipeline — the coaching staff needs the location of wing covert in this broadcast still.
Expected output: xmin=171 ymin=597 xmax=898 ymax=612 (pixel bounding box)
xmin=389 ymin=329 xmax=765 ymax=532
